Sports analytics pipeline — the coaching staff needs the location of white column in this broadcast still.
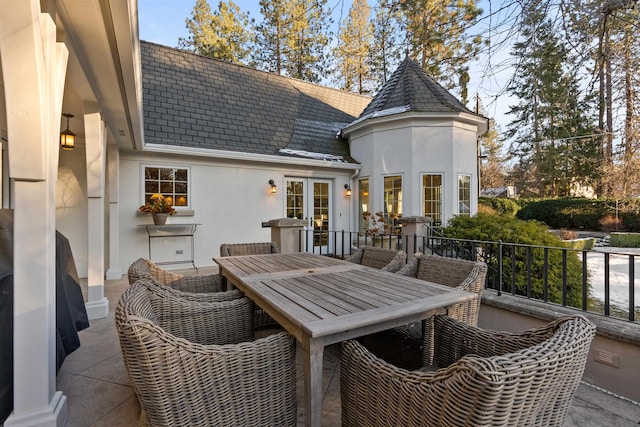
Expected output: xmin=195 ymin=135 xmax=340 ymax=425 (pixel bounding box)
xmin=1 ymin=1 xmax=69 ymax=425
xmin=84 ymin=112 xmax=109 ymax=319
xmin=105 ymin=146 xmax=122 ymax=280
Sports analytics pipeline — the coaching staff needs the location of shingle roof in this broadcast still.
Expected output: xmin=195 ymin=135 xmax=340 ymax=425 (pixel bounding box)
xmin=140 ymin=41 xmax=371 ymax=162
xmin=356 ymin=56 xmax=474 ymax=120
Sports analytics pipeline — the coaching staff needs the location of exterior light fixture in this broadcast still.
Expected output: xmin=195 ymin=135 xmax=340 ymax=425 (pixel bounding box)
xmin=344 ymin=184 xmax=352 ymax=197
xmin=268 ymin=179 xmax=277 ymax=194
xmin=60 ymin=113 xmax=75 ymax=151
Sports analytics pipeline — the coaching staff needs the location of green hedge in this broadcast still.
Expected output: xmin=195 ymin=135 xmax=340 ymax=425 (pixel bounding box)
xmin=609 ymin=233 xmax=640 ymax=248
xmin=562 ymin=238 xmax=595 ymax=251
xmin=479 ymin=197 xmax=640 ymax=232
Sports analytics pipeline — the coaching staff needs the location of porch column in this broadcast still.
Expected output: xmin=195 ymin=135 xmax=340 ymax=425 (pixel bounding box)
xmin=105 ymin=145 xmax=121 ymax=280
xmin=84 ymin=111 xmax=109 ymax=319
xmin=1 ymin=2 xmax=69 ymax=425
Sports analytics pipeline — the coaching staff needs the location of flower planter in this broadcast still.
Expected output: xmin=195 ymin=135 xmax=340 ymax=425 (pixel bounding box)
xmin=152 ymin=213 xmax=168 ymax=225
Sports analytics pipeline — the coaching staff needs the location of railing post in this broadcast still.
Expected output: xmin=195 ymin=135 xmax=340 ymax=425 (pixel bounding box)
xmin=629 ymin=254 xmax=635 ymax=322
xmin=266 ymin=218 xmax=307 ymax=253
xmin=497 ymin=240 xmax=503 ymax=296
xmin=562 ymin=250 xmax=567 ymax=306
xmin=397 ymin=216 xmax=432 ymax=256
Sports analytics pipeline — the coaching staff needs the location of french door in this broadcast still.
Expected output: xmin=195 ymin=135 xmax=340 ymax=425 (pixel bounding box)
xmin=285 ymin=178 xmax=332 ymax=253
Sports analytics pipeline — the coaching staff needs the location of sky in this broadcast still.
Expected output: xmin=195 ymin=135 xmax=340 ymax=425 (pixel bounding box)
xmin=137 ymin=0 xmax=514 ymax=133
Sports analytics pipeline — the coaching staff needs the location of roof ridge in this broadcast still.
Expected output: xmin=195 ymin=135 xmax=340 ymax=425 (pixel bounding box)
xmin=140 ymin=40 xmax=372 ymax=101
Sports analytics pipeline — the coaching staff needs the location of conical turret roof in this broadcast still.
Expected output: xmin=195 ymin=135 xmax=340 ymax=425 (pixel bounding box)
xmin=356 ymin=56 xmax=474 ymax=121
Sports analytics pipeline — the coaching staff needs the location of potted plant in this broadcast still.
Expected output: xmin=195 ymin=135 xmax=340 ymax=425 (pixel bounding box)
xmin=139 ymin=194 xmax=176 ymax=225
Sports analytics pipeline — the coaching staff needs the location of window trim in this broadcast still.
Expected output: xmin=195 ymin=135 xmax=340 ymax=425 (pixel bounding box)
xmin=358 ymin=177 xmax=370 ymax=234
xmin=382 ymin=174 xmax=403 ymax=232
xmin=421 ymin=172 xmax=444 ymax=225
xmin=140 ymin=164 xmax=192 ymax=210
xmin=458 ymin=173 xmax=471 ymax=216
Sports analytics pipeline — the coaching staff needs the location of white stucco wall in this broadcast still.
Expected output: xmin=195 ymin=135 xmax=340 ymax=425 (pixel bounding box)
xmin=117 ymin=151 xmax=355 ymax=273
xmin=348 ymin=115 xmax=480 ymax=226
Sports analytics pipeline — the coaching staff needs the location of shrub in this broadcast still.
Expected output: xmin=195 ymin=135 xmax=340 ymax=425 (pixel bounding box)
xmin=442 ymin=214 xmax=587 ymax=308
xmin=609 ymin=233 xmax=640 ymax=248
xmin=620 ymin=211 xmax=640 ymax=232
xmin=478 ymin=197 xmax=520 ymax=217
xmin=477 ymin=204 xmax=498 ymax=215
xmin=562 ymin=238 xmax=595 ymax=251
xmin=599 ymin=215 xmax=623 ymax=233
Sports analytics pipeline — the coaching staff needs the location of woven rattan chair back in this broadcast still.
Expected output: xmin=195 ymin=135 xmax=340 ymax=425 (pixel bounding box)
xmin=127 ymin=257 xmax=223 ymax=293
xmin=116 ymin=281 xmax=297 ymax=426
xmin=219 ymin=241 xmax=280 ymax=257
xmin=341 ymin=315 xmax=596 ymax=427
xmin=398 ymin=253 xmax=487 ymax=327
xmin=345 ymin=246 xmax=407 ymax=272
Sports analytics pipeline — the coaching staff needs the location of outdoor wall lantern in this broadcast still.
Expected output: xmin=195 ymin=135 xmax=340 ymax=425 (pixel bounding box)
xmin=268 ymin=179 xmax=277 ymax=194
xmin=60 ymin=113 xmax=75 ymax=151
xmin=344 ymin=184 xmax=352 ymax=197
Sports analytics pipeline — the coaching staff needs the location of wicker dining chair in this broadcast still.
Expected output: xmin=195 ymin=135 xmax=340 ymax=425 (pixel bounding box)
xmin=116 ymin=281 xmax=297 ymax=426
xmin=344 ymin=246 xmax=407 ymax=272
xmin=396 ymin=253 xmax=488 ymax=327
xmin=341 ymin=314 xmax=596 ymax=427
xmin=133 ymin=275 xmax=243 ymax=304
xmin=127 ymin=257 xmax=223 ymax=293
xmin=219 ymin=241 xmax=281 ymax=257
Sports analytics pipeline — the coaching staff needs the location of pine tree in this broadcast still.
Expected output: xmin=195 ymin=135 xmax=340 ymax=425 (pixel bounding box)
xmin=479 ymin=117 xmax=507 ymax=190
xmin=282 ymin=0 xmax=332 ymax=82
xmin=179 ymin=0 xmax=253 ymax=64
xmin=253 ymin=0 xmax=289 ymax=73
xmin=369 ymin=0 xmax=403 ymax=88
xmin=401 ymin=0 xmax=483 ymax=96
xmin=506 ymin=0 xmax=597 ymax=197
xmin=334 ymin=0 xmax=373 ymax=93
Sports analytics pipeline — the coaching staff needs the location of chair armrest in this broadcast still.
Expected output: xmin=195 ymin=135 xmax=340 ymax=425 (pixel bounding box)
xmin=395 ymin=252 xmax=421 ymax=277
xmin=344 ymin=247 xmax=364 ymax=264
xmin=380 ymin=251 xmax=407 ymax=272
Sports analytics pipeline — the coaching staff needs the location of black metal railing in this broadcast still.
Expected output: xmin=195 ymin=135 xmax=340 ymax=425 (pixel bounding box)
xmin=297 ymin=229 xmax=639 ymax=323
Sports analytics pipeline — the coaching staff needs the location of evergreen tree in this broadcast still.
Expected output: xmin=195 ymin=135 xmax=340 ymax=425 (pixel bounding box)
xmin=282 ymin=0 xmax=332 ymax=82
xmin=506 ymin=0 xmax=597 ymax=197
xmin=400 ymin=0 xmax=483 ymax=97
xmin=334 ymin=0 xmax=373 ymax=93
xmin=369 ymin=0 xmax=403 ymax=88
xmin=479 ymin=117 xmax=507 ymax=190
xmin=253 ymin=0 xmax=289 ymax=73
xmin=179 ymin=0 xmax=253 ymax=64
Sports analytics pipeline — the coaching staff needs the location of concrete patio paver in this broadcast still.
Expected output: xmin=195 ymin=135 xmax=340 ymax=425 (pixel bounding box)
xmin=55 ymin=266 xmax=640 ymax=426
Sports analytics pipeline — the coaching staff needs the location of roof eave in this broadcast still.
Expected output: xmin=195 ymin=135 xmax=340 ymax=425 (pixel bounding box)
xmin=142 ymin=144 xmax=362 ymax=170
xmin=341 ymin=110 xmax=489 ymax=138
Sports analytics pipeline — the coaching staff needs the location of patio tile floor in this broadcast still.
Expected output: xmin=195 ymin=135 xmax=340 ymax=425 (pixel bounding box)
xmin=55 ymin=266 xmax=640 ymax=426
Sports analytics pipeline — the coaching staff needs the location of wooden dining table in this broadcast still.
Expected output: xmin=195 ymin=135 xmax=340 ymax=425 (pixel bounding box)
xmin=213 ymin=252 xmax=475 ymax=427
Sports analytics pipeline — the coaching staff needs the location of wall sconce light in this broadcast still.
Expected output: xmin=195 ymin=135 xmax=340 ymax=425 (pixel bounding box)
xmin=344 ymin=184 xmax=352 ymax=197
xmin=268 ymin=179 xmax=277 ymax=194
xmin=60 ymin=113 xmax=75 ymax=151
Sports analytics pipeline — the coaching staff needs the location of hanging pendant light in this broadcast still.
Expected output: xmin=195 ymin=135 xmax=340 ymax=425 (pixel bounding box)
xmin=60 ymin=113 xmax=75 ymax=151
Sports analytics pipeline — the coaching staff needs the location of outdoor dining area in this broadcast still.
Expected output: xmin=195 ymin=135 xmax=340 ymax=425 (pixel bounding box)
xmin=100 ymin=241 xmax=611 ymax=427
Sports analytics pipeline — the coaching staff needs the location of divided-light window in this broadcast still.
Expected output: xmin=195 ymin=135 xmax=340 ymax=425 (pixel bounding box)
xmin=143 ymin=166 xmax=189 ymax=208
xmin=458 ymin=174 xmax=471 ymax=216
